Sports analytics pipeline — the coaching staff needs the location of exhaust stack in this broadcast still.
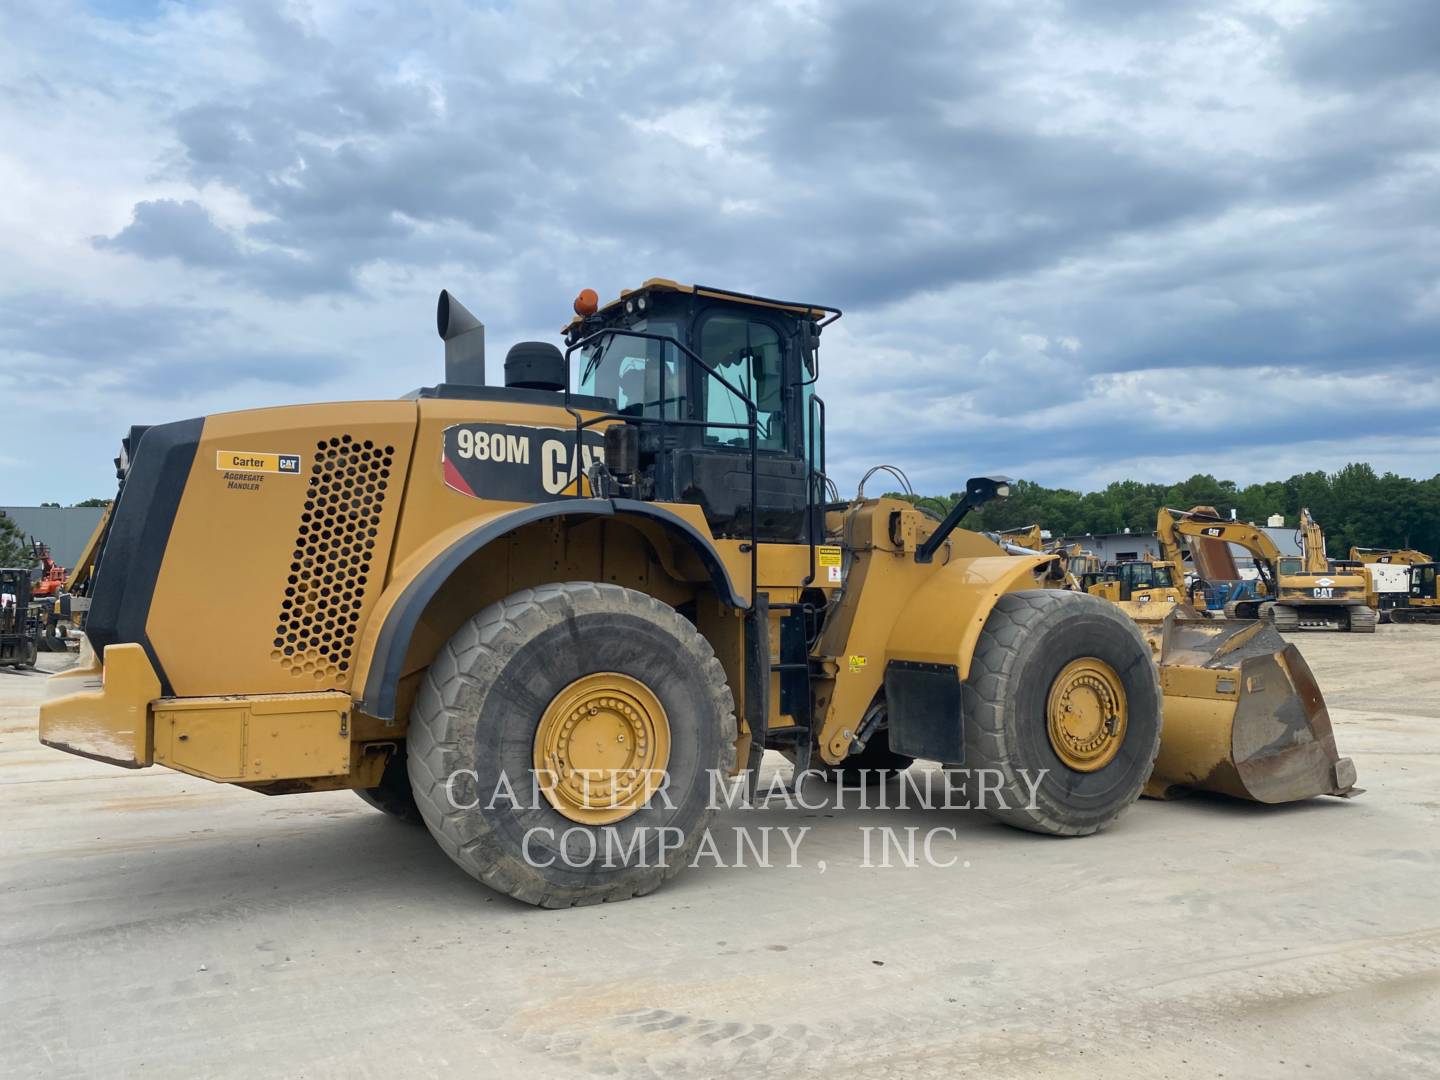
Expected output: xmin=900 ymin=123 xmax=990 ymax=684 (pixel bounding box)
xmin=437 ymin=290 xmax=485 ymax=386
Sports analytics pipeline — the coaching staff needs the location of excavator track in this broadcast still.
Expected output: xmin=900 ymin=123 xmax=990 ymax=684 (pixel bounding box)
xmin=1346 ymin=606 xmax=1378 ymax=633
xmin=1269 ymin=604 xmax=1300 ymax=632
xmin=1391 ymin=608 xmax=1440 ymax=624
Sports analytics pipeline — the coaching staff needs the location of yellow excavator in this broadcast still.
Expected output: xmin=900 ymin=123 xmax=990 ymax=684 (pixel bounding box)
xmin=38 ymin=279 xmax=1359 ymax=906
xmin=1349 ymin=547 xmax=1433 ymax=567
xmin=993 ymin=527 xmax=1107 ymax=594
xmin=1157 ymin=507 xmax=1375 ymax=633
xmin=1348 ymin=547 xmax=1440 ymax=624
xmin=994 ymin=524 xmax=1046 ymax=552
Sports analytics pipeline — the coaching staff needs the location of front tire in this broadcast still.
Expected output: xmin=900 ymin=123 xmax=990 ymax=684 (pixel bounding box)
xmin=406 ymin=583 xmax=737 ymax=908
xmin=962 ymin=590 xmax=1161 ymax=836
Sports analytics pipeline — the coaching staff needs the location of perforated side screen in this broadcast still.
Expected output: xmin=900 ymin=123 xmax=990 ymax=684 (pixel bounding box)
xmin=273 ymin=435 xmax=394 ymax=684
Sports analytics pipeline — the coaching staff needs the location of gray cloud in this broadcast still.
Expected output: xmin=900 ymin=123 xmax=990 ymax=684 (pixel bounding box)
xmin=95 ymin=198 xmax=356 ymax=296
xmin=2 ymin=0 xmax=1438 ymax=503
xmin=0 ymin=292 xmax=343 ymax=396
xmin=1288 ymin=0 xmax=1440 ymax=87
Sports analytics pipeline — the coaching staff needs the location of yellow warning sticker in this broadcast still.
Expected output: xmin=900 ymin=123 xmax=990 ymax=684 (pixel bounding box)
xmin=848 ymin=655 xmax=867 ymax=673
xmin=216 ymin=450 xmax=302 ymax=475
xmin=817 ymin=545 xmax=842 ymax=567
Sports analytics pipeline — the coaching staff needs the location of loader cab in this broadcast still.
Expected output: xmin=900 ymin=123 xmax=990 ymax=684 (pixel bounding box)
xmin=1090 ymin=561 xmax=1177 ymax=602
xmin=568 ymin=280 xmax=837 ymax=543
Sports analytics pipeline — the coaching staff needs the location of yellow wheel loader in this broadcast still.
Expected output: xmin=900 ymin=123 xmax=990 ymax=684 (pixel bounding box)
xmin=1083 ymin=559 xmax=1186 ymax=608
xmin=1157 ymin=507 xmax=1375 ymax=633
xmin=39 ymin=280 xmax=1356 ymax=907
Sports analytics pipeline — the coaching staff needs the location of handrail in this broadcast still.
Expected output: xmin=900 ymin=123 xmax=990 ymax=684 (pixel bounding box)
xmin=563 ymin=326 xmax=760 ymax=610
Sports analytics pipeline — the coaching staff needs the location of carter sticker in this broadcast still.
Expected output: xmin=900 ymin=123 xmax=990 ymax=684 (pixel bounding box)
xmin=216 ymin=451 xmax=301 ymax=474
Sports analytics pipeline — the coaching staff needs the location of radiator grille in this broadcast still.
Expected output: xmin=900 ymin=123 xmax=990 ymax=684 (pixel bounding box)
xmin=273 ymin=435 xmax=394 ymax=684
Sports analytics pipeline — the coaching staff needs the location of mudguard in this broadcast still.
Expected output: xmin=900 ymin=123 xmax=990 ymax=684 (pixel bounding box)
xmin=880 ymin=555 xmax=1051 ymax=762
xmin=352 ymin=498 xmax=745 ymax=721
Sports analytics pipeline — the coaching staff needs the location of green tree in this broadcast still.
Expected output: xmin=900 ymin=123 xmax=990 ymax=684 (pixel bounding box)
xmin=0 ymin=515 xmax=36 ymax=568
xmin=899 ymin=463 xmax=1440 ymax=561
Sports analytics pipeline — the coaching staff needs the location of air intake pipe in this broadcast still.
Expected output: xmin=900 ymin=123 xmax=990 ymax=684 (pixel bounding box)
xmin=437 ymin=290 xmax=485 ymax=386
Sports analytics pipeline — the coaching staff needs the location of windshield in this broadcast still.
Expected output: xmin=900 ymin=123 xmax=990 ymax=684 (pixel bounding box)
xmin=1278 ymin=557 xmax=1303 ymax=575
xmin=577 ymin=324 xmax=684 ymax=419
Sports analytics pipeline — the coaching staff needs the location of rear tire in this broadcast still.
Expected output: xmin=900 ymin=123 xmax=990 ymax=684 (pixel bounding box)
xmin=962 ymin=590 xmax=1161 ymax=836
xmin=406 ymin=583 xmax=736 ymax=908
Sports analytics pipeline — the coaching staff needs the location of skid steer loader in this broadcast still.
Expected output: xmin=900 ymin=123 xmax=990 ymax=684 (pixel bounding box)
xmin=40 ymin=280 xmax=1357 ymax=907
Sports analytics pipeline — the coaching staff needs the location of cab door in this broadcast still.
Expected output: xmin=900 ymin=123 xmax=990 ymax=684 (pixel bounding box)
xmin=666 ymin=307 xmax=811 ymax=542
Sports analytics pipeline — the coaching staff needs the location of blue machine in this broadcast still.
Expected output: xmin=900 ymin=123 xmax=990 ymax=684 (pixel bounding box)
xmin=1201 ymin=579 xmax=1263 ymax=611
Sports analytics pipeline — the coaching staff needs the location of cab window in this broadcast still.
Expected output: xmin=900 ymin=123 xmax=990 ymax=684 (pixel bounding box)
xmin=577 ymin=325 xmax=684 ymax=419
xmin=698 ymin=314 xmax=786 ymax=451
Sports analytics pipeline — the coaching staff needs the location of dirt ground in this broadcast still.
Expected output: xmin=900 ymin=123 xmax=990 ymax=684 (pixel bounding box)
xmin=2 ymin=625 xmax=1438 ymax=1079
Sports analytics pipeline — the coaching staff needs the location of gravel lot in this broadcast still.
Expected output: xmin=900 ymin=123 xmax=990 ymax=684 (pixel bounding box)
xmin=2 ymin=626 xmax=1438 ymax=1079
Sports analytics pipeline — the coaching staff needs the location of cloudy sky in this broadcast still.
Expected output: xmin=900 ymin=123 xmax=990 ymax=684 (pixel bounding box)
xmin=2 ymin=0 xmax=1437 ymax=504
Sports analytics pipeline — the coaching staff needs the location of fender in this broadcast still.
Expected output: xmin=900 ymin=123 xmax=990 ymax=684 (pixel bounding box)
xmin=884 ymin=555 xmax=1053 ymax=679
xmin=879 ymin=554 xmax=1052 ymax=762
xmin=353 ymin=498 xmax=746 ymax=721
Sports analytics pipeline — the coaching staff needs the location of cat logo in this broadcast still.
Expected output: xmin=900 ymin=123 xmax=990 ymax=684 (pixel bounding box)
xmin=1315 ymin=577 xmax=1334 ymax=587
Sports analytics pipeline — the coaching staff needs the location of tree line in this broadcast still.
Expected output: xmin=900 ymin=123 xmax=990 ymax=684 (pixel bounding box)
xmin=895 ymin=463 xmax=1440 ymax=560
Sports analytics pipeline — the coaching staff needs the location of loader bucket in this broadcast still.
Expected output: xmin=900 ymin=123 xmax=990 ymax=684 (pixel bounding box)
xmin=1123 ymin=607 xmax=1359 ymax=803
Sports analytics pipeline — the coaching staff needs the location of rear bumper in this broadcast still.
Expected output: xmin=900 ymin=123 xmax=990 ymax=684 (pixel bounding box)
xmin=39 ymin=639 xmax=159 ymax=768
xmin=40 ymin=637 xmax=359 ymax=784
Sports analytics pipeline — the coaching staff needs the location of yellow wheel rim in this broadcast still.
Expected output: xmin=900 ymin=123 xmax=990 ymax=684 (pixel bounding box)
xmin=532 ymin=672 xmax=671 ymax=825
xmin=1046 ymin=658 xmax=1127 ymax=772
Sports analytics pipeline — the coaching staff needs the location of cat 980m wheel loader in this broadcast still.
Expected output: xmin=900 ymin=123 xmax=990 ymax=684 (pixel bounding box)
xmin=40 ymin=280 xmax=1357 ymax=907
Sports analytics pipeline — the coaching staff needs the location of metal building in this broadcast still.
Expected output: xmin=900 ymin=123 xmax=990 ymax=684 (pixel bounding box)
xmin=1059 ymin=526 xmax=1301 ymax=574
xmin=1 ymin=506 xmax=107 ymax=569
